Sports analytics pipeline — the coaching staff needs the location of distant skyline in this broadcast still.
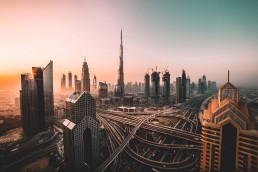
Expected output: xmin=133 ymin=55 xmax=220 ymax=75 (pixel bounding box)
xmin=0 ymin=0 xmax=258 ymax=91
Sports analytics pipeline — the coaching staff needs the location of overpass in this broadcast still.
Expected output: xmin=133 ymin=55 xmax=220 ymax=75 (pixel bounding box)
xmin=95 ymin=114 xmax=155 ymax=172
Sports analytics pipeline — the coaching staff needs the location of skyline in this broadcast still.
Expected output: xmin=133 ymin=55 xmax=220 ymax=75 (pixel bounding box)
xmin=1 ymin=0 xmax=258 ymax=91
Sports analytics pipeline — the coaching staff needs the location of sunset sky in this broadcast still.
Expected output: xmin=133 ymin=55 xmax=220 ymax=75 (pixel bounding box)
xmin=0 ymin=0 xmax=258 ymax=91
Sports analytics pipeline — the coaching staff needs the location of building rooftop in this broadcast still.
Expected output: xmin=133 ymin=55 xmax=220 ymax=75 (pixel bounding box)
xmin=66 ymin=91 xmax=83 ymax=103
xmin=62 ymin=119 xmax=76 ymax=130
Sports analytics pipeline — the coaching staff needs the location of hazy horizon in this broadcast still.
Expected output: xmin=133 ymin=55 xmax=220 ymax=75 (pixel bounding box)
xmin=1 ymin=0 xmax=258 ymax=91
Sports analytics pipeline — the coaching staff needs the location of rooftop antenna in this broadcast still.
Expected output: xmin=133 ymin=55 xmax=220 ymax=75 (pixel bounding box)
xmin=84 ymin=56 xmax=86 ymax=62
xmin=228 ymin=70 xmax=229 ymax=82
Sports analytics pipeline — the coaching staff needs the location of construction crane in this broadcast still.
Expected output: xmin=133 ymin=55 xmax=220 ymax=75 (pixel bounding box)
xmin=161 ymin=65 xmax=169 ymax=75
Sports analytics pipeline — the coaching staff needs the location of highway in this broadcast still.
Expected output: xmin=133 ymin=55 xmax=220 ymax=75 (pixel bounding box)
xmin=99 ymin=113 xmax=199 ymax=171
xmin=97 ymin=94 xmax=211 ymax=171
xmin=133 ymin=135 xmax=201 ymax=150
xmin=100 ymin=113 xmax=201 ymax=143
xmin=0 ymin=133 xmax=61 ymax=172
xmin=0 ymin=141 xmax=58 ymax=172
xmin=95 ymin=114 xmax=155 ymax=172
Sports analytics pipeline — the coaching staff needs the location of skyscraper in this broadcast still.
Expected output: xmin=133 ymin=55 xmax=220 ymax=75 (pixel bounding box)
xmin=144 ymin=73 xmax=150 ymax=98
xmin=139 ymin=82 xmax=142 ymax=92
xmin=63 ymin=91 xmax=99 ymax=171
xmin=181 ymin=69 xmax=186 ymax=102
xmin=151 ymin=71 xmax=160 ymax=104
xmin=74 ymin=74 xmax=77 ymax=89
xmin=198 ymin=78 xmax=202 ymax=94
xmin=75 ymin=80 xmax=81 ymax=92
xmin=200 ymin=71 xmax=258 ymax=172
xmin=81 ymin=58 xmax=90 ymax=92
xmin=176 ymin=77 xmax=182 ymax=104
xmin=115 ymin=30 xmax=124 ymax=97
xmin=208 ymin=80 xmax=217 ymax=91
xmin=202 ymin=75 xmax=207 ymax=92
xmin=190 ymin=82 xmax=196 ymax=91
xmin=198 ymin=77 xmax=205 ymax=94
xmin=20 ymin=67 xmax=46 ymax=136
xmin=43 ymin=61 xmax=54 ymax=117
xmin=170 ymin=82 xmax=175 ymax=95
xmin=61 ymin=74 xmax=66 ymax=91
xmin=162 ymin=71 xmax=170 ymax=103
xmin=68 ymin=71 xmax=72 ymax=90
xmin=99 ymin=82 xmax=108 ymax=98
xmin=186 ymin=76 xmax=190 ymax=99
xmin=93 ymin=75 xmax=97 ymax=91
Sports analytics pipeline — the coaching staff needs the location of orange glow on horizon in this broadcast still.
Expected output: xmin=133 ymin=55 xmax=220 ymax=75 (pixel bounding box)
xmin=0 ymin=74 xmax=20 ymax=90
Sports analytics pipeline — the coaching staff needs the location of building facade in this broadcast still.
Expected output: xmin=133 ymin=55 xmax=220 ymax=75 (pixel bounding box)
xmin=99 ymin=82 xmax=108 ymax=98
xmin=93 ymin=75 xmax=97 ymax=91
xmin=202 ymin=75 xmax=207 ymax=92
xmin=208 ymin=80 xmax=217 ymax=91
xmin=43 ymin=61 xmax=54 ymax=117
xmin=181 ymin=69 xmax=186 ymax=102
xmin=68 ymin=71 xmax=72 ymax=90
xmin=63 ymin=91 xmax=99 ymax=171
xmin=186 ymin=76 xmax=191 ymax=99
xmin=198 ymin=77 xmax=205 ymax=94
xmin=151 ymin=71 xmax=160 ymax=104
xmin=144 ymin=73 xmax=150 ymax=98
xmin=200 ymin=72 xmax=258 ymax=172
xmin=20 ymin=67 xmax=46 ymax=136
xmin=74 ymin=75 xmax=77 ymax=89
xmin=61 ymin=74 xmax=66 ymax=91
xmin=176 ymin=77 xmax=182 ymax=104
xmin=75 ymin=80 xmax=81 ymax=92
xmin=162 ymin=71 xmax=170 ymax=103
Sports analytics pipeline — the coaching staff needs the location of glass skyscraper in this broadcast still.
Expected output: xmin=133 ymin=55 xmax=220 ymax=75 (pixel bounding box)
xmin=43 ymin=60 xmax=54 ymax=117
xmin=20 ymin=67 xmax=46 ymax=136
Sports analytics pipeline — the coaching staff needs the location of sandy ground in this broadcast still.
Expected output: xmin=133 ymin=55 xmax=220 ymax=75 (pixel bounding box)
xmin=18 ymin=156 xmax=54 ymax=172
xmin=0 ymin=127 xmax=22 ymax=144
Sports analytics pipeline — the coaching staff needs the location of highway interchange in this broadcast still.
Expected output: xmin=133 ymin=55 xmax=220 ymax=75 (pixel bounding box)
xmin=96 ymin=94 xmax=212 ymax=172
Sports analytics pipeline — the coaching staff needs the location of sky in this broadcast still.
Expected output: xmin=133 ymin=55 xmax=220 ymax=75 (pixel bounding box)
xmin=0 ymin=0 xmax=258 ymax=91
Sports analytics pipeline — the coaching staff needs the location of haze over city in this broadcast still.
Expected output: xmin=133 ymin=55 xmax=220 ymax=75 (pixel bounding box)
xmin=1 ymin=1 xmax=258 ymax=172
xmin=0 ymin=0 xmax=258 ymax=91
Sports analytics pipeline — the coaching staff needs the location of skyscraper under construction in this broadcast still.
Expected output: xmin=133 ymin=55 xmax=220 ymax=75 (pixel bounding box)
xmin=151 ymin=71 xmax=160 ymax=104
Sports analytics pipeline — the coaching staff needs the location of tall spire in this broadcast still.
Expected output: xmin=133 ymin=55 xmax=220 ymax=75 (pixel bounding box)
xmin=228 ymin=70 xmax=230 ymax=82
xmin=81 ymin=57 xmax=90 ymax=92
xmin=116 ymin=29 xmax=124 ymax=97
xmin=120 ymin=29 xmax=123 ymax=46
